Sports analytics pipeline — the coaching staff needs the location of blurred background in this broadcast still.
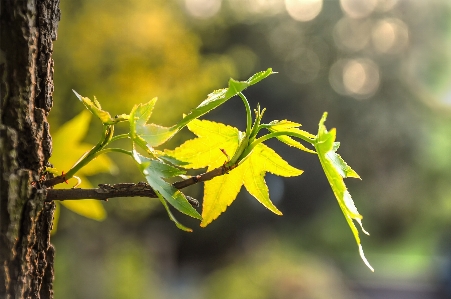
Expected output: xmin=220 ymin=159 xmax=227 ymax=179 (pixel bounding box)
xmin=49 ymin=0 xmax=451 ymax=298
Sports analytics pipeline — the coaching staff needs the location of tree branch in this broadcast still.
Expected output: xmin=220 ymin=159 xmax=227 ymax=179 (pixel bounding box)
xmin=44 ymin=164 xmax=235 ymax=205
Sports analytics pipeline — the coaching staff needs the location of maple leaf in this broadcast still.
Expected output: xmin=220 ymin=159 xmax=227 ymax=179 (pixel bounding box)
xmin=314 ymin=112 xmax=373 ymax=272
xmin=166 ymin=119 xmax=303 ymax=227
xmin=129 ymin=97 xmax=177 ymax=149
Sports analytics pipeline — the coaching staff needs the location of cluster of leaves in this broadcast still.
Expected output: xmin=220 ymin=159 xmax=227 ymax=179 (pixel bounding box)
xmin=49 ymin=69 xmax=373 ymax=271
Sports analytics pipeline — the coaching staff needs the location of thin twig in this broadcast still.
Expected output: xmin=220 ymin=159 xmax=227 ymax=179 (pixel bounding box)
xmin=44 ymin=164 xmax=235 ymax=203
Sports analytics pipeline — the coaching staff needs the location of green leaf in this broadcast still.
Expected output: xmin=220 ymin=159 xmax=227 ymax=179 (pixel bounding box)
xmin=176 ymin=68 xmax=275 ymax=130
xmin=129 ymin=98 xmax=177 ymax=148
xmin=128 ymin=69 xmax=274 ymax=149
xmin=132 ymin=150 xmax=202 ymax=220
xmin=166 ymin=119 xmax=303 ymax=227
xmin=73 ymin=90 xmax=113 ymax=124
xmin=266 ymin=120 xmax=316 ymax=154
xmin=50 ymin=111 xmax=114 ymax=221
xmin=247 ymin=68 xmax=277 ymax=85
xmin=326 ymin=142 xmax=360 ymax=179
xmin=155 ymin=191 xmax=193 ymax=232
xmin=313 ymin=112 xmax=373 ymax=272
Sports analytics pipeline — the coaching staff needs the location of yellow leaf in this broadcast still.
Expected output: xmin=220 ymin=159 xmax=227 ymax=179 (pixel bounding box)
xmin=49 ymin=111 xmax=114 ymax=221
xmin=55 ymin=176 xmax=107 ymax=222
xmin=167 ymin=120 xmax=240 ymax=169
xmin=167 ymin=119 xmax=303 ymax=227
xmin=242 ymin=143 xmax=303 ymax=217
xmin=202 ymin=167 xmax=243 ymax=227
xmin=60 ymin=200 xmax=107 ymax=221
xmin=51 ymin=111 xmax=117 ymax=176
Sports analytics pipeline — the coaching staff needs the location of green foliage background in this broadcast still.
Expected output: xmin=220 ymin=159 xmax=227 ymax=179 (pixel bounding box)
xmin=51 ymin=0 xmax=451 ymax=298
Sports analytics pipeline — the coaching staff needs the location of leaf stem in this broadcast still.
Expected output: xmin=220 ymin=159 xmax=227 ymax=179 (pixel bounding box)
xmin=64 ymin=125 xmax=114 ymax=179
xmin=238 ymin=92 xmax=252 ymax=136
xmin=110 ymin=134 xmax=129 ymax=143
xmin=249 ymin=105 xmax=266 ymax=142
xmin=236 ymin=130 xmax=316 ymax=165
xmin=96 ymin=147 xmax=133 ymax=157
xmin=253 ymin=130 xmax=315 ymax=146
xmin=44 ymin=125 xmax=115 ymax=187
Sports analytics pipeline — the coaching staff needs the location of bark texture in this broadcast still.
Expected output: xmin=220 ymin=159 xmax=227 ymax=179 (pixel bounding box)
xmin=1 ymin=0 xmax=60 ymax=298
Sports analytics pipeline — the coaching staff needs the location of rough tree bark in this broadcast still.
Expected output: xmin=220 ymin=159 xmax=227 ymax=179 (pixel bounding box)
xmin=1 ymin=0 xmax=60 ymax=298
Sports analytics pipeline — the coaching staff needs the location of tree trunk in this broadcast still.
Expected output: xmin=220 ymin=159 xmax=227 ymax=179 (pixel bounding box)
xmin=1 ymin=0 xmax=60 ymax=298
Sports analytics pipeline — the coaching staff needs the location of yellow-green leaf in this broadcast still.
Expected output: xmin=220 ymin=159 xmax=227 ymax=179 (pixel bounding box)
xmin=176 ymin=68 xmax=275 ymax=130
xmin=128 ymin=69 xmax=275 ymax=150
xmin=130 ymin=98 xmax=178 ymax=148
xmin=167 ymin=119 xmax=303 ymax=227
xmin=73 ymin=90 xmax=113 ymax=124
xmin=313 ymin=112 xmax=373 ymax=272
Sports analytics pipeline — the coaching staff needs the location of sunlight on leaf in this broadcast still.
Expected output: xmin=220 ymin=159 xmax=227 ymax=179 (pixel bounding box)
xmin=73 ymin=90 xmax=113 ymax=124
xmin=242 ymin=144 xmax=303 ymax=213
xmin=313 ymin=112 xmax=373 ymax=272
xmin=167 ymin=119 xmax=303 ymax=227
xmin=166 ymin=119 xmax=241 ymax=169
xmin=130 ymin=98 xmax=177 ymax=148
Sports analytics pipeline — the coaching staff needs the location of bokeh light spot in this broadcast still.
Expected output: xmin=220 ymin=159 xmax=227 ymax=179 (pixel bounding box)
xmin=329 ymin=58 xmax=380 ymax=99
xmin=340 ymin=0 xmax=377 ymax=19
xmin=343 ymin=60 xmax=367 ymax=94
xmin=372 ymin=18 xmax=409 ymax=54
xmin=185 ymin=0 xmax=222 ymax=19
xmin=343 ymin=59 xmax=380 ymax=99
xmin=285 ymin=0 xmax=323 ymax=22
